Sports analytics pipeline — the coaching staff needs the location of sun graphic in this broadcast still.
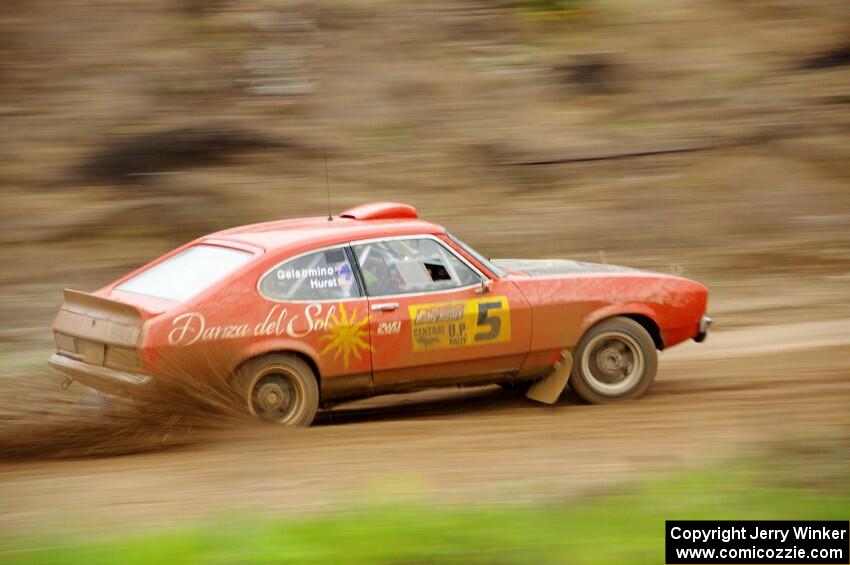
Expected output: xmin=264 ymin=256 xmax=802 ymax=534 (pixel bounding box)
xmin=319 ymin=303 xmax=372 ymax=369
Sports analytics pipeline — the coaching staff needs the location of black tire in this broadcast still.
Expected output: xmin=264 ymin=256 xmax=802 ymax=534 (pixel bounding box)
xmin=570 ymin=317 xmax=657 ymax=404
xmin=234 ymin=353 xmax=319 ymax=426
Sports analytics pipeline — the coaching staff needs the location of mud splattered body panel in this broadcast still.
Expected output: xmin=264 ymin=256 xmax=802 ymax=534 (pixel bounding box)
xmin=49 ymin=202 xmax=710 ymax=402
xmin=506 ymin=271 xmax=708 ymax=372
xmin=493 ymin=259 xmax=638 ymax=276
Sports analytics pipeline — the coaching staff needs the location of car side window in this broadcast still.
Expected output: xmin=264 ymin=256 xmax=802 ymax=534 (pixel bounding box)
xmin=259 ymin=247 xmax=360 ymax=301
xmin=353 ymin=238 xmax=479 ymax=297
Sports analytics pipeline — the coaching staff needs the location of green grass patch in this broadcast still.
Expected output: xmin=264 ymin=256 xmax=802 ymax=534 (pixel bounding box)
xmin=517 ymin=0 xmax=589 ymax=14
xmin=2 ymin=461 xmax=849 ymax=564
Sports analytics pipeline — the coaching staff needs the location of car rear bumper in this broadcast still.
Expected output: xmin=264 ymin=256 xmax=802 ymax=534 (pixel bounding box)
xmin=49 ymin=353 xmax=152 ymax=394
xmin=694 ymin=315 xmax=713 ymax=343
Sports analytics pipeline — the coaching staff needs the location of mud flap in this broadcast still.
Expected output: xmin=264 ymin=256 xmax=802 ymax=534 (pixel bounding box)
xmin=525 ymin=351 xmax=573 ymax=405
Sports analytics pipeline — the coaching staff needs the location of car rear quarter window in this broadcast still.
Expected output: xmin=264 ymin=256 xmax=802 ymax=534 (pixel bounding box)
xmin=259 ymin=247 xmax=360 ymax=301
xmin=116 ymin=244 xmax=253 ymax=302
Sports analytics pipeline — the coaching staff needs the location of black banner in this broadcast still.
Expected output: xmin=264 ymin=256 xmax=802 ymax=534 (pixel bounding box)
xmin=666 ymin=521 xmax=849 ymax=564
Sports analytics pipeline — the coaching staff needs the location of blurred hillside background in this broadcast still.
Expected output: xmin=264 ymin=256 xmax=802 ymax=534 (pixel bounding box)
xmin=0 ymin=0 xmax=849 ymax=561
xmin=2 ymin=0 xmax=849 ymax=364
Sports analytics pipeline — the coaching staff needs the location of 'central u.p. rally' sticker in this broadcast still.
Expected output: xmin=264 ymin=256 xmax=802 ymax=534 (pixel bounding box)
xmin=409 ymin=296 xmax=511 ymax=351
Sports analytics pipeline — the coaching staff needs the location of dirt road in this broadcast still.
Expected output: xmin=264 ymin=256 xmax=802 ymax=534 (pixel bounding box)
xmin=1 ymin=280 xmax=849 ymax=538
xmin=1 ymin=0 xmax=850 ymax=545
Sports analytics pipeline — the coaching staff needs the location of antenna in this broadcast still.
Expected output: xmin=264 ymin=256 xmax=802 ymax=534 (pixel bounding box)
xmin=323 ymin=149 xmax=332 ymax=221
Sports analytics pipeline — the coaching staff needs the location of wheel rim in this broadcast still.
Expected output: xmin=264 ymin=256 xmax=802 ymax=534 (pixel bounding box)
xmin=580 ymin=331 xmax=644 ymax=396
xmin=248 ymin=366 xmax=304 ymax=424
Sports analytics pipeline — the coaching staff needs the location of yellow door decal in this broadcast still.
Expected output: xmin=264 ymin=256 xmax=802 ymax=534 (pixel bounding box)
xmin=320 ymin=303 xmax=372 ymax=369
xmin=409 ymin=296 xmax=511 ymax=352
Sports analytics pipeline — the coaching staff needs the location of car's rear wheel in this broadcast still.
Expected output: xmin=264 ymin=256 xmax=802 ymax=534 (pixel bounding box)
xmin=570 ymin=317 xmax=657 ymax=404
xmin=234 ymin=353 xmax=319 ymax=426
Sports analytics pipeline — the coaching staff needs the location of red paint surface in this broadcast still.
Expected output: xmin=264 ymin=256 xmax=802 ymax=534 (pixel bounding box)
xmin=66 ymin=204 xmax=708 ymax=392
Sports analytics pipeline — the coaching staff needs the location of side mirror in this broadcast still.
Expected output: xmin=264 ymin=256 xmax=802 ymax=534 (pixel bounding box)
xmin=475 ymin=276 xmax=493 ymax=294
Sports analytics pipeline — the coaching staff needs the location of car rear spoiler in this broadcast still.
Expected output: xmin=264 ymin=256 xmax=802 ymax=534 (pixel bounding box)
xmin=52 ymin=289 xmax=143 ymax=347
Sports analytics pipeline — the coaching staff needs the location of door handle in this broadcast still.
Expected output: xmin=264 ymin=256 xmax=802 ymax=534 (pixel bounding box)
xmin=371 ymin=302 xmax=399 ymax=312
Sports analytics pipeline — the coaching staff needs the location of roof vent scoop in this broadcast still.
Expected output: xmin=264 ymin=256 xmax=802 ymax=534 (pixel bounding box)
xmin=339 ymin=202 xmax=418 ymax=221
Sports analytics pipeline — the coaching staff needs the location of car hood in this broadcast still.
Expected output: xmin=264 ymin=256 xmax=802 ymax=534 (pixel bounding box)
xmin=492 ymin=258 xmax=639 ymax=277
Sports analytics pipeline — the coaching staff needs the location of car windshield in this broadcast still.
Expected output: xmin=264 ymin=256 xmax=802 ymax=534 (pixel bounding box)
xmin=446 ymin=233 xmax=506 ymax=278
xmin=116 ymin=244 xmax=253 ymax=302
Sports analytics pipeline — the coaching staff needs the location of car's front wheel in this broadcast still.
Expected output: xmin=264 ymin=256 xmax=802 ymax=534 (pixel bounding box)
xmin=234 ymin=353 xmax=319 ymax=426
xmin=570 ymin=317 xmax=657 ymax=404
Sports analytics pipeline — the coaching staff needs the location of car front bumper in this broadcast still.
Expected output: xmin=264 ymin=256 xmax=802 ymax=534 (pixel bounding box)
xmin=49 ymin=353 xmax=152 ymax=394
xmin=694 ymin=315 xmax=713 ymax=343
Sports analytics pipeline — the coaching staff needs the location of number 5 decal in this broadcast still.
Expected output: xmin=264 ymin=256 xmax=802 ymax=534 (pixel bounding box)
xmin=474 ymin=301 xmax=502 ymax=342
xmin=408 ymin=296 xmax=510 ymax=351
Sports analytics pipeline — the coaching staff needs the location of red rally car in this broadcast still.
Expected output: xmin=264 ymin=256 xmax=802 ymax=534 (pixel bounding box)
xmin=49 ymin=202 xmax=711 ymax=426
